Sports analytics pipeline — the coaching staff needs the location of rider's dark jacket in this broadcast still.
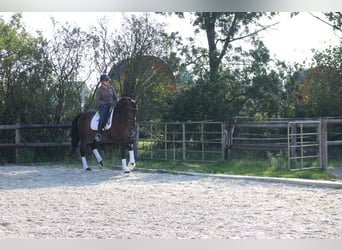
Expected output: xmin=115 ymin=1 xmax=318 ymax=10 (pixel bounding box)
xmin=96 ymin=85 xmax=118 ymax=107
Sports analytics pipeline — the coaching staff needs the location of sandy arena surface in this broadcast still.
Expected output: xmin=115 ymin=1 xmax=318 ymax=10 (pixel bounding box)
xmin=0 ymin=165 xmax=341 ymax=239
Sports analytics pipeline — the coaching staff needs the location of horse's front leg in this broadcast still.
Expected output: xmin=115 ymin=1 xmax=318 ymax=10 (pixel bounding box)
xmin=90 ymin=140 xmax=103 ymax=168
xmin=120 ymin=144 xmax=131 ymax=173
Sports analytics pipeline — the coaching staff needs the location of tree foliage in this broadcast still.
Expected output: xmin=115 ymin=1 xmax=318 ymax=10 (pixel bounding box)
xmin=0 ymin=14 xmax=93 ymax=125
xmin=1 ymin=12 xmax=341 ymax=128
xmin=309 ymin=12 xmax=342 ymax=33
xmin=325 ymin=12 xmax=342 ymax=32
xmin=90 ymin=13 xmax=177 ymax=121
xmin=302 ymin=44 xmax=342 ymax=117
xmin=0 ymin=14 xmax=53 ymax=124
xmin=182 ymin=12 xmax=277 ymax=81
xmin=2 ymin=12 xmax=342 ymax=164
xmin=165 ymin=12 xmax=282 ymax=121
xmin=46 ymin=18 xmax=92 ymax=123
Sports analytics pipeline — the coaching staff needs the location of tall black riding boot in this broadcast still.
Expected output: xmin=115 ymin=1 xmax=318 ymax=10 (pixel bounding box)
xmin=95 ymin=122 xmax=104 ymax=142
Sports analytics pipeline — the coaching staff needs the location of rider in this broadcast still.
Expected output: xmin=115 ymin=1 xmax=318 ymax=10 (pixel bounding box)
xmin=94 ymin=73 xmax=118 ymax=142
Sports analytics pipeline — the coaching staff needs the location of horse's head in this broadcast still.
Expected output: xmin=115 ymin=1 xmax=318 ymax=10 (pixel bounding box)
xmin=116 ymin=97 xmax=137 ymax=121
xmin=117 ymin=97 xmax=137 ymax=111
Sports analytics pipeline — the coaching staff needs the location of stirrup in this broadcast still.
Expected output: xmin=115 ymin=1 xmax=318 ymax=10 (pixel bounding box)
xmin=95 ymin=133 xmax=102 ymax=142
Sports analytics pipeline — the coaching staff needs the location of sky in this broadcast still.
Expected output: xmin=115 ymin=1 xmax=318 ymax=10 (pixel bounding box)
xmin=1 ymin=12 xmax=341 ymax=68
xmin=261 ymin=12 xmax=341 ymax=65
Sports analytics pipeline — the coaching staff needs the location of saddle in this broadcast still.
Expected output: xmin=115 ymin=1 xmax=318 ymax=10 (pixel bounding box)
xmin=90 ymin=106 xmax=115 ymax=131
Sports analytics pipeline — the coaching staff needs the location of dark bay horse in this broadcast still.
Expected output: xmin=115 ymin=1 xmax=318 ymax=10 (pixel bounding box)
xmin=70 ymin=97 xmax=137 ymax=172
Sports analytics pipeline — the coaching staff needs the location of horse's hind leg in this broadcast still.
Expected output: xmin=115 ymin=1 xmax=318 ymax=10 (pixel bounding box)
xmin=80 ymin=140 xmax=91 ymax=171
xmin=90 ymin=141 xmax=103 ymax=168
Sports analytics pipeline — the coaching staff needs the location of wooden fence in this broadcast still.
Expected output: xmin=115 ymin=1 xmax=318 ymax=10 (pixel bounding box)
xmin=0 ymin=124 xmax=71 ymax=162
xmin=1 ymin=118 xmax=342 ymax=169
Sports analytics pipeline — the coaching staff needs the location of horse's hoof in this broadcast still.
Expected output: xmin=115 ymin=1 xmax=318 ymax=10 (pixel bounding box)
xmin=122 ymin=166 xmax=131 ymax=174
xmin=85 ymin=167 xmax=92 ymax=171
xmin=98 ymin=161 xmax=103 ymax=169
xmin=128 ymin=162 xmax=136 ymax=171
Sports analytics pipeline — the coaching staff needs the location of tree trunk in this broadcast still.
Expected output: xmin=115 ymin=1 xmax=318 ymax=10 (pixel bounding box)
xmin=203 ymin=12 xmax=220 ymax=82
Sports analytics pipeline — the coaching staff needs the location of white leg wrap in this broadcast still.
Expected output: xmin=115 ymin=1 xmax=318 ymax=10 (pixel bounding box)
xmin=81 ymin=156 xmax=88 ymax=170
xmin=93 ymin=149 xmax=103 ymax=163
xmin=121 ymin=158 xmax=130 ymax=173
xmin=128 ymin=150 xmax=136 ymax=171
xmin=129 ymin=150 xmax=135 ymax=163
xmin=121 ymin=158 xmax=127 ymax=169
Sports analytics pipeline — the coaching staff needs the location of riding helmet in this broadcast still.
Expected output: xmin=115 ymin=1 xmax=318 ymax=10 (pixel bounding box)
xmin=100 ymin=73 xmax=110 ymax=81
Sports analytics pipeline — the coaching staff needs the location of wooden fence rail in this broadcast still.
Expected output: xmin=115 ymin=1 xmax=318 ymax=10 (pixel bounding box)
xmin=0 ymin=124 xmax=72 ymax=162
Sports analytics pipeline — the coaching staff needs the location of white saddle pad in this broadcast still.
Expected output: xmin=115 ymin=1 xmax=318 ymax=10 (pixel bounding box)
xmin=90 ymin=108 xmax=114 ymax=131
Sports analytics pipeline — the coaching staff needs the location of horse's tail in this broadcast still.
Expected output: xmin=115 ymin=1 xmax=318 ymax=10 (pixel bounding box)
xmin=70 ymin=113 xmax=81 ymax=151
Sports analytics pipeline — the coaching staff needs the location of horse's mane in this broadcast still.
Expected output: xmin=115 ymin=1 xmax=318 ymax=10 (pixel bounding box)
xmin=118 ymin=96 xmax=135 ymax=104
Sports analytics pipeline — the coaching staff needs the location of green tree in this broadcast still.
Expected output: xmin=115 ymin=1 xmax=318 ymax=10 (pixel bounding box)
xmin=303 ymin=44 xmax=342 ymax=117
xmin=46 ymin=18 xmax=92 ymax=123
xmin=173 ymin=12 xmax=278 ymax=82
xmin=302 ymin=66 xmax=342 ymax=117
xmin=0 ymin=13 xmax=54 ymax=124
xmin=240 ymin=40 xmax=284 ymax=118
xmin=165 ymin=79 xmax=227 ymax=121
xmin=281 ymin=65 xmax=307 ymax=118
xmin=161 ymin=12 xmax=286 ymax=121
xmin=165 ymin=26 xmax=286 ymax=121
xmin=309 ymin=12 xmax=342 ymax=33
xmin=90 ymin=13 xmax=177 ymax=121
xmin=284 ymin=43 xmax=342 ymax=118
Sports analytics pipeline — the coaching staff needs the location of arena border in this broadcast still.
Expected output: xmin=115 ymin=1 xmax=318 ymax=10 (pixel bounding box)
xmin=133 ymin=168 xmax=342 ymax=189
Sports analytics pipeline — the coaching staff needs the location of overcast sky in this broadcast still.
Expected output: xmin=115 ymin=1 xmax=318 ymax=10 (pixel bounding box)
xmin=1 ymin=12 xmax=341 ymax=67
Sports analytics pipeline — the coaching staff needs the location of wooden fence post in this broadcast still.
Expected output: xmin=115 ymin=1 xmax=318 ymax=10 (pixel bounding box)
xmin=182 ymin=124 xmax=186 ymax=160
xmin=221 ymin=123 xmax=225 ymax=160
xmin=201 ymin=123 xmax=204 ymax=161
xmin=321 ymin=119 xmax=328 ymax=170
xmin=150 ymin=123 xmax=153 ymax=159
xmin=222 ymin=122 xmax=230 ymax=160
xmin=290 ymin=123 xmax=297 ymax=158
xmin=15 ymin=123 xmax=20 ymax=163
xmin=164 ymin=123 xmax=168 ymax=160
xmin=132 ymin=123 xmax=139 ymax=161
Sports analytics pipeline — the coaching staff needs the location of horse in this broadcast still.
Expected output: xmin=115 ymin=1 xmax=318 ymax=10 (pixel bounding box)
xmin=70 ymin=97 xmax=137 ymax=173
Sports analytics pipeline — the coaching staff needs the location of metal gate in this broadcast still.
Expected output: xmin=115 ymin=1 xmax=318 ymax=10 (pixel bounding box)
xmin=136 ymin=121 xmax=225 ymax=162
xmin=287 ymin=120 xmax=322 ymax=170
